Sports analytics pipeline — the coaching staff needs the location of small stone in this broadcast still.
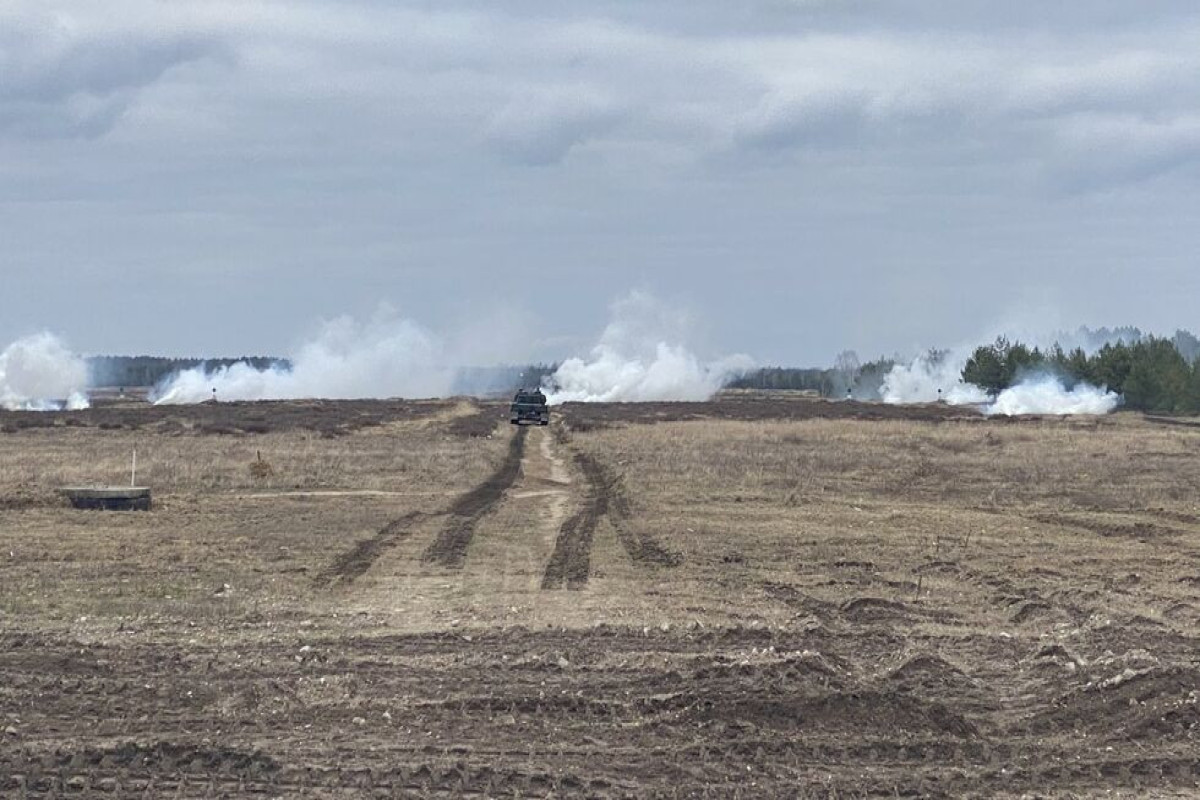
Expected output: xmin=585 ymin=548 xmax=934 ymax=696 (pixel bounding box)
xmin=4 ymin=726 xmax=17 ymax=737
xmin=556 ymin=656 xmax=570 ymax=670
xmin=352 ymin=716 xmax=366 ymax=726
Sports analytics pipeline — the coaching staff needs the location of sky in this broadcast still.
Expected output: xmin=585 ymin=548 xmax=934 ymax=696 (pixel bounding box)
xmin=2 ymin=1 xmax=1199 ymax=366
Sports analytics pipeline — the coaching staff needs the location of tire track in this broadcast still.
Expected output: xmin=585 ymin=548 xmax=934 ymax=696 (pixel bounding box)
xmin=541 ymin=488 xmax=601 ymax=591
xmin=542 ymin=448 xmax=681 ymax=589
xmin=574 ymin=452 xmax=681 ymax=568
xmin=317 ymin=510 xmax=430 ymax=586
xmin=422 ymin=427 xmax=529 ymax=568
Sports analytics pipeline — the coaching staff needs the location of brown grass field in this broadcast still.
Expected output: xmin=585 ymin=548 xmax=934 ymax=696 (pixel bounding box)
xmin=0 ymin=394 xmax=1198 ymax=797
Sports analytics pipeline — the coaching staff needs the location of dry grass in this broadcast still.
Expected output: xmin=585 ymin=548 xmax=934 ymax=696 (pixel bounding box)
xmin=0 ymin=413 xmax=512 ymax=630
xmin=560 ymin=413 xmax=1200 ymax=632
xmin=0 ymin=420 xmax=507 ymax=495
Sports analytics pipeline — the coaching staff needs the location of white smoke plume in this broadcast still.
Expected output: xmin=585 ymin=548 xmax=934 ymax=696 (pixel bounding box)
xmin=545 ymin=292 xmax=753 ymax=404
xmin=881 ymin=351 xmax=989 ymax=407
xmin=880 ymin=349 xmax=1119 ymax=416
xmin=987 ymin=375 xmax=1120 ymax=416
xmin=154 ymin=310 xmax=453 ymax=404
xmin=0 ymin=333 xmax=90 ymax=411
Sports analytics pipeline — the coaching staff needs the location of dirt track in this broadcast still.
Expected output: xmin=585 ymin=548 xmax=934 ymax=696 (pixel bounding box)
xmin=423 ymin=427 xmax=529 ymax=568
xmin=1 ymin=396 xmax=1198 ymax=797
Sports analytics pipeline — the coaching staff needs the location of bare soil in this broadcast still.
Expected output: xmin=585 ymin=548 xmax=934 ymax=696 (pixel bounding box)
xmin=0 ymin=395 xmax=1197 ymax=797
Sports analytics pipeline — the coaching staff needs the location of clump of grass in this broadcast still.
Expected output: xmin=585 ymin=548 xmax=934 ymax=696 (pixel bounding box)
xmin=249 ymin=450 xmax=275 ymax=480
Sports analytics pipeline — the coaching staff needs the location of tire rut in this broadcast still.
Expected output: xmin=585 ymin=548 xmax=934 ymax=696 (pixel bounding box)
xmin=316 ymin=510 xmax=429 ymax=586
xmin=542 ymin=448 xmax=680 ymax=589
xmin=541 ymin=485 xmax=601 ymax=591
xmin=422 ymin=427 xmax=529 ymax=568
xmin=575 ymin=452 xmax=681 ymax=568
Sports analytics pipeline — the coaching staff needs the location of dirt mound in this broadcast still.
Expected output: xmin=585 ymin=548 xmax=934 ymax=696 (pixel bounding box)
xmin=885 ymin=654 xmax=977 ymax=693
xmin=761 ymin=582 xmax=839 ymax=620
xmin=1025 ymin=643 xmax=1082 ymax=671
xmin=1010 ymin=600 xmax=1073 ymax=624
xmin=1031 ymin=665 xmax=1200 ymax=741
xmin=844 ymin=597 xmax=926 ymax=623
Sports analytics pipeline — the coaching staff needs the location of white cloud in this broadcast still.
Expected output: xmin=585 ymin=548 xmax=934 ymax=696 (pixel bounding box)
xmin=2 ymin=1 xmax=1199 ymax=358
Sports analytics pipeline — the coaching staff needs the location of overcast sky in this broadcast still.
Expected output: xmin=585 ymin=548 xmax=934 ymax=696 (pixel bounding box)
xmin=2 ymin=1 xmax=1198 ymax=365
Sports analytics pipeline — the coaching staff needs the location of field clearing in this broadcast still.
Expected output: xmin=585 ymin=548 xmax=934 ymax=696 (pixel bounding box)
xmin=0 ymin=395 xmax=1198 ymax=796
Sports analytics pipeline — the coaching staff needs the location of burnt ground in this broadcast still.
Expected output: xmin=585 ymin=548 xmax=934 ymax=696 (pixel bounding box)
xmin=557 ymin=393 xmax=984 ymax=432
xmin=0 ymin=397 xmax=506 ymax=438
xmin=1 ymin=396 xmax=1198 ymax=797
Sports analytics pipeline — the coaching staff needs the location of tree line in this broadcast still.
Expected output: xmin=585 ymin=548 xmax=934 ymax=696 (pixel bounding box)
xmin=87 ymin=356 xmax=290 ymax=389
xmin=726 ymin=355 xmax=896 ymax=398
xmin=962 ymin=330 xmax=1200 ymax=414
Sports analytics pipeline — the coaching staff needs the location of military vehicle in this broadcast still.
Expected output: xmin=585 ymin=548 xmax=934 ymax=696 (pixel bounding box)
xmin=510 ymin=388 xmax=549 ymax=426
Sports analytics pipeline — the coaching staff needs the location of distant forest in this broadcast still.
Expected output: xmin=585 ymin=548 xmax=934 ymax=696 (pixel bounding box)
xmin=727 ymin=357 xmax=896 ymax=398
xmin=730 ymin=327 xmax=1200 ymax=413
xmin=87 ymin=356 xmax=290 ymax=389
xmin=86 ymin=356 xmax=559 ymax=397
xmin=962 ymin=330 xmax=1200 ymax=413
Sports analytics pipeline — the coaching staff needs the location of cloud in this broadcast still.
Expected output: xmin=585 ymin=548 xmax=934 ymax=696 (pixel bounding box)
xmin=485 ymin=89 xmax=624 ymax=165
xmin=0 ymin=10 xmax=219 ymax=138
xmin=1050 ymin=113 xmax=1200 ymax=190
xmin=2 ymin=1 xmax=1199 ymax=360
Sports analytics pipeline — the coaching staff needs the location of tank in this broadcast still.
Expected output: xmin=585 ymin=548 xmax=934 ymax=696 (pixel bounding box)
xmin=510 ymin=388 xmax=549 ymax=426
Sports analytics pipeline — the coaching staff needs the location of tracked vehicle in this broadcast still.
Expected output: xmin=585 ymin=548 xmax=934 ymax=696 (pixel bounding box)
xmin=510 ymin=388 xmax=550 ymax=426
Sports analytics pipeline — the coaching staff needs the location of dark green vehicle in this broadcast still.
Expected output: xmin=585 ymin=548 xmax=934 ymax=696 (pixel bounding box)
xmin=510 ymin=388 xmax=550 ymax=426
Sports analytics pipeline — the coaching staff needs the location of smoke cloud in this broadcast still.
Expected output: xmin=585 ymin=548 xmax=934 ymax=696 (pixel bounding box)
xmin=0 ymin=333 xmax=90 ymax=411
xmin=881 ymin=351 xmax=989 ymax=407
xmin=544 ymin=292 xmax=753 ymax=404
xmin=880 ymin=349 xmax=1119 ymax=416
xmin=153 ymin=310 xmax=453 ymax=404
xmin=987 ymin=375 xmax=1120 ymax=416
